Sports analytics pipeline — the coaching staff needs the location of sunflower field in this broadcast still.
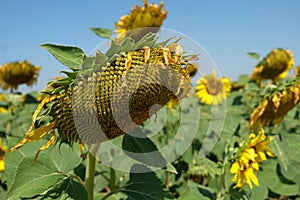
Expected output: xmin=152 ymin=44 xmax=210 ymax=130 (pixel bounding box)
xmin=1 ymin=1 xmax=300 ymax=200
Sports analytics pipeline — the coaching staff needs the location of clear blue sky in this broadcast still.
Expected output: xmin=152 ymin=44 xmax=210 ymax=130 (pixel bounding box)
xmin=1 ymin=0 xmax=300 ymax=92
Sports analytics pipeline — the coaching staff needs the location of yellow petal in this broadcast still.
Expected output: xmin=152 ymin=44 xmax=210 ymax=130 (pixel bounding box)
xmin=33 ymin=131 xmax=56 ymax=162
xmin=10 ymin=121 xmax=56 ymax=152
xmin=245 ymin=167 xmax=259 ymax=189
xmin=0 ymin=160 xmax=4 ymax=171
xmin=230 ymin=161 xmax=240 ymax=174
xmin=26 ymin=95 xmax=58 ymax=135
xmin=251 ymin=162 xmax=259 ymax=171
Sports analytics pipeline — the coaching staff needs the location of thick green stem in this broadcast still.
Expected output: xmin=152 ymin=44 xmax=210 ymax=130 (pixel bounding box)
xmin=109 ymin=167 xmax=116 ymax=191
xmin=85 ymin=152 xmax=96 ymax=200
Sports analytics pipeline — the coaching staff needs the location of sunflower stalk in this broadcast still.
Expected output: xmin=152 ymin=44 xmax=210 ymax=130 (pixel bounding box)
xmin=85 ymin=152 xmax=96 ymax=200
xmin=109 ymin=167 xmax=116 ymax=191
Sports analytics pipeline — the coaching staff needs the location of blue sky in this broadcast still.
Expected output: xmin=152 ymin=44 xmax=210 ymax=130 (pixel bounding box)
xmin=1 ymin=0 xmax=300 ymax=92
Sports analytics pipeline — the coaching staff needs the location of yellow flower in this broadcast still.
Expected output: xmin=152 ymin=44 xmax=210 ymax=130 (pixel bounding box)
xmin=230 ymin=129 xmax=274 ymax=190
xmin=195 ymin=69 xmax=231 ymax=105
xmin=0 ymin=107 xmax=8 ymax=113
xmin=249 ymin=80 xmax=300 ymax=130
xmin=0 ymin=138 xmax=7 ymax=172
xmin=115 ymin=0 xmax=167 ymax=41
xmin=167 ymin=97 xmax=179 ymax=110
xmin=11 ymin=42 xmax=193 ymax=161
xmin=0 ymin=61 xmax=41 ymax=91
xmin=250 ymin=48 xmax=294 ymax=83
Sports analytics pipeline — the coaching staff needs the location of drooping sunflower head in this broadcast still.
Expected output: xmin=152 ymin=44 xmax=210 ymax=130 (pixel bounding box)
xmin=195 ymin=69 xmax=231 ymax=105
xmin=0 ymin=60 xmax=41 ymax=91
xmin=115 ymin=0 xmax=167 ymax=42
xmin=250 ymin=48 xmax=294 ymax=83
xmin=230 ymin=129 xmax=274 ymax=190
xmin=249 ymin=77 xmax=300 ymax=130
xmin=11 ymin=34 xmax=194 ymax=160
xmin=0 ymin=138 xmax=7 ymax=172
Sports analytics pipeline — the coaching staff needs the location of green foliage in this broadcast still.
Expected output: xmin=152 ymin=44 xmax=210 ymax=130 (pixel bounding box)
xmin=4 ymin=137 xmax=84 ymax=199
xmin=1 ymin=23 xmax=300 ymax=200
xmin=247 ymin=52 xmax=260 ymax=60
xmin=90 ymin=27 xmax=113 ymax=39
xmin=41 ymin=44 xmax=86 ymax=70
xmin=121 ymin=164 xmax=169 ymax=200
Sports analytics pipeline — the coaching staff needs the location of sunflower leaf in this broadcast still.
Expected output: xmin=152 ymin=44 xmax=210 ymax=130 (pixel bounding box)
xmin=247 ymin=52 xmax=260 ymax=60
xmin=121 ymin=164 xmax=170 ymax=200
xmin=178 ymin=181 xmax=217 ymax=200
xmin=41 ymin=44 xmax=85 ymax=70
xmin=4 ymin=137 xmax=83 ymax=200
xmin=122 ymin=128 xmax=166 ymax=168
xmin=95 ymin=51 xmax=108 ymax=70
xmin=89 ymin=27 xmax=113 ymax=39
xmin=259 ymin=159 xmax=299 ymax=196
xmin=105 ymin=40 xmax=123 ymax=58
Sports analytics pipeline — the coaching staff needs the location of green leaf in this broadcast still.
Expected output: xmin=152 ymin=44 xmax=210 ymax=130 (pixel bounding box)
xmin=247 ymin=52 xmax=260 ymax=60
xmin=226 ymin=184 xmax=250 ymax=200
xmin=269 ymin=136 xmax=289 ymax=171
xmin=5 ymin=137 xmax=82 ymax=199
xmin=157 ymin=36 xmax=176 ymax=47
xmin=166 ymin=164 xmax=178 ymax=174
xmin=60 ymin=70 xmax=78 ymax=79
xmin=32 ymin=177 xmax=87 ymax=200
xmin=259 ymin=159 xmax=299 ymax=196
xmin=178 ymin=181 xmax=216 ymax=200
xmin=250 ymin=185 xmax=268 ymax=200
xmin=122 ymin=128 xmax=166 ymax=168
xmin=81 ymin=56 xmax=95 ymax=70
xmin=41 ymin=44 xmax=85 ymax=70
xmin=132 ymin=33 xmax=159 ymax=50
xmin=95 ymin=50 xmax=108 ymax=70
xmin=287 ymin=134 xmax=300 ymax=163
xmin=105 ymin=40 xmax=123 ymax=58
xmin=89 ymin=27 xmax=112 ymax=39
xmin=0 ymin=185 xmax=6 ymax=200
xmin=120 ymin=37 xmax=134 ymax=53
xmin=236 ymin=74 xmax=250 ymax=85
xmin=121 ymin=164 xmax=167 ymax=200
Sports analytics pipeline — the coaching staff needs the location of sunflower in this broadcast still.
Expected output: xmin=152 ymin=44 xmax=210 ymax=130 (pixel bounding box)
xmin=0 ymin=61 xmax=41 ymax=91
xmin=0 ymin=138 xmax=7 ymax=172
xmin=249 ymin=78 xmax=300 ymax=130
xmin=195 ymin=69 xmax=231 ymax=105
xmin=11 ymin=34 xmax=194 ymax=160
xmin=230 ymin=129 xmax=274 ymax=190
xmin=250 ymin=48 xmax=294 ymax=83
xmin=115 ymin=0 xmax=167 ymax=42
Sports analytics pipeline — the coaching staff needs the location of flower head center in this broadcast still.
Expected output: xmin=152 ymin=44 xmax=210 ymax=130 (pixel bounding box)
xmin=206 ymin=78 xmax=223 ymax=96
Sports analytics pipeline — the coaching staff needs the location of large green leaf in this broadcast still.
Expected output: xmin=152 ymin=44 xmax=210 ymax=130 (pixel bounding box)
xmin=122 ymin=129 xmax=166 ymax=168
xmin=41 ymin=44 xmax=85 ymax=70
xmin=269 ymin=135 xmax=289 ymax=171
xmin=287 ymin=134 xmax=300 ymax=163
xmin=31 ymin=177 xmax=87 ymax=200
xmin=121 ymin=164 xmax=169 ymax=200
xmin=250 ymin=185 xmax=268 ymax=200
xmin=0 ymin=185 xmax=6 ymax=200
xmin=178 ymin=181 xmax=216 ymax=200
xmin=259 ymin=159 xmax=299 ymax=196
xmin=5 ymin=137 xmax=83 ymax=199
